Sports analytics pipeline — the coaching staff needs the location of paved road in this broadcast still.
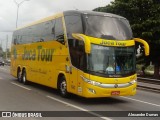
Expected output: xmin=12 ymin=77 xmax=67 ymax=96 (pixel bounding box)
xmin=0 ymin=66 xmax=160 ymax=120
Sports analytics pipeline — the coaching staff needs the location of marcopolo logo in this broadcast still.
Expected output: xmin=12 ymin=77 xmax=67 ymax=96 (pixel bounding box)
xmin=22 ymin=46 xmax=54 ymax=62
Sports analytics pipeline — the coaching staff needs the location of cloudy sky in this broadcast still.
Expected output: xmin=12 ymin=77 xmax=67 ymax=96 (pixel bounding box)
xmin=0 ymin=0 xmax=112 ymax=51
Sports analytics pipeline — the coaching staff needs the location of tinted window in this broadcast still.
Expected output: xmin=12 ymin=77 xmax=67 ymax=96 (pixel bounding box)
xmin=83 ymin=15 xmax=133 ymax=40
xmin=41 ymin=20 xmax=55 ymax=41
xmin=32 ymin=24 xmax=42 ymax=42
xmin=13 ymin=19 xmax=59 ymax=44
xmin=55 ymin=18 xmax=64 ymax=44
xmin=17 ymin=30 xmax=22 ymax=44
xmin=65 ymin=15 xmax=83 ymax=39
xmin=22 ymin=27 xmax=32 ymax=44
xmin=68 ymin=39 xmax=86 ymax=70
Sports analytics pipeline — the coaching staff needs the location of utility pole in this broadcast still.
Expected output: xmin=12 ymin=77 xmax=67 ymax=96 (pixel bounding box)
xmin=14 ymin=0 xmax=30 ymax=28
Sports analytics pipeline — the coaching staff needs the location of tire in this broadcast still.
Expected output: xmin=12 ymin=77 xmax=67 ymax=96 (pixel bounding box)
xmin=59 ymin=76 xmax=69 ymax=98
xmin=17 ymin=69 xmax=22 ymax=82
xmin=22 ymin=70 xmax=29 ymax=85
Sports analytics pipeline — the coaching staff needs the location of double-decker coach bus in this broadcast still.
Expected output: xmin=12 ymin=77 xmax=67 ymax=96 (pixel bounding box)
xmin=11 ymin=10 xmax=149 ymax=98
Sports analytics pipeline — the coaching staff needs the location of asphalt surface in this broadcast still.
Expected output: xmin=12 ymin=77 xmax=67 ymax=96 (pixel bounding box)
xmin=0 ymin=66 xmax=160 ymax=120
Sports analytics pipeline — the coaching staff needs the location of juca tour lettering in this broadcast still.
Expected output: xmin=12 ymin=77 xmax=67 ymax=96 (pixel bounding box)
xmin=22 ymin=46 xmax=54 ymax=62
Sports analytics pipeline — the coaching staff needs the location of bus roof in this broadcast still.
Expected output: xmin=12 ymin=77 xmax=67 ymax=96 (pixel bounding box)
xmin=64 ymin=10 xmax=126 ymax=19
xmin=15 ymin=12 xmax=63 ymax=31
xmin=15 ymin=10 xmax=126 ymax=31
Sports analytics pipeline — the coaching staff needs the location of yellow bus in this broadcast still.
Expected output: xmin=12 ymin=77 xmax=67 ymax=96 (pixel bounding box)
xmin=11 ymin=10 xmax=149 ymax=98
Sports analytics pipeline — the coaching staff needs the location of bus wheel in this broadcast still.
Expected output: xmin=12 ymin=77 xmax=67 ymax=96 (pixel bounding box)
xmin=17 ymin=69 xmax=22 ymax=82
xmin=59 ymin=76 xmax=69 ymax=97
xmin=22 ymin=69 xmax=28 ymax=85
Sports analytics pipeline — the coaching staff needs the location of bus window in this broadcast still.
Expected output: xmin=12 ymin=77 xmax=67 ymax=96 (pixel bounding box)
xmin=68 ymin=39 xmax=86 ymax=70
xmin=33 ymin=24 xmax=42 ymax=42
xmin=55 ymin=18 xmax=64 ymax=44
xmin=65 ymin=15 xmax=83 ymax=39
xmin=65 ymin=15 xmax=86 ymax=69
xmin=83 ymin=15 xmax=132 ymax=40
xmin=17 ymin=30 xmax=23 ymax=44
xmin=42 ymin=20 xmax=55 ymax=41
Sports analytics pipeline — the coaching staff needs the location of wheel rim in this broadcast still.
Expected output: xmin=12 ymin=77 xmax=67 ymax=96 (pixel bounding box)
xmin=22 ymin=72 xmax=26 ymax=83
xmin=18 ymin=71 xmax=21 ymax=81
xmin=60 ymin=80 xmax=67 ymax=95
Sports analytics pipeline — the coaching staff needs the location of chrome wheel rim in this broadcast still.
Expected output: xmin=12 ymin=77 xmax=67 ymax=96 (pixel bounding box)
xmin=18 ymin=72 xmax=21 ymax=81
xmin=22 ymin=74 xmax=26 ymax=83
xmin=60 ymin=81 xmax=66 ymax=95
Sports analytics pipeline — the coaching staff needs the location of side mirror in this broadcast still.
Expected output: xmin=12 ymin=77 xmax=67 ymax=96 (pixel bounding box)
xmin=134 ymin=38 xmax=149 ymax=56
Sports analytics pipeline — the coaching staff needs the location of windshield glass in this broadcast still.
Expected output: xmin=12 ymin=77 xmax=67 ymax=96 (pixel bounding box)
xmin=83 ymin=15 xmax=132 ymax=40
xmin=88 ymin=44 xmax=135 ymax=77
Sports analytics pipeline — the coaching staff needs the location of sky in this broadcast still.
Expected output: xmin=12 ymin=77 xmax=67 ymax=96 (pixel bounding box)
xmin=0 ymin=0 xmax=113 ymax=51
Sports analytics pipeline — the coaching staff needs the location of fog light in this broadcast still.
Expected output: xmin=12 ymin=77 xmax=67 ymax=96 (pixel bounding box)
xmin=88 ymin=88 xmax=96 ymax=94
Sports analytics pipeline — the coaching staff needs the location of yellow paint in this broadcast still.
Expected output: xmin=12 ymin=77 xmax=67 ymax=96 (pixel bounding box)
xmin=10 ymin=11 xmax=149 ymax=98
xmin=72 ymin=34 xmax=135 ymax=54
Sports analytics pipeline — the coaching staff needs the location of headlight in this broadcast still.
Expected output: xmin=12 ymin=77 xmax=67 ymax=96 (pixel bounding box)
xmin=130 ymin=79 xmax=137 ymax=84
xmin=81 ymin=76 xmax=101 ymax=86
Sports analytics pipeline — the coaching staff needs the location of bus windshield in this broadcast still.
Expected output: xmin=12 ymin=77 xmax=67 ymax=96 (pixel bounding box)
xmin=83 ymin=15 xmax=133 ymax=40
xmin=88 ymin=44 xmax=135 ymax=77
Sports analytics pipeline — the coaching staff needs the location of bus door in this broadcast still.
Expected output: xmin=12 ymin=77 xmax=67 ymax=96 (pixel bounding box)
xmin=68 ymin=38 xmax=86 ymax=94
xmin=69 ymin=39 xmax=86 ymax=94
xmin=68 ymin=39 xmax=79 ymax=94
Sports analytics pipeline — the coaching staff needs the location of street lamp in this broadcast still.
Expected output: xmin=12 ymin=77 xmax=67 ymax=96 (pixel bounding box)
xmin=14 ymin=0 xmax=30 ymax=28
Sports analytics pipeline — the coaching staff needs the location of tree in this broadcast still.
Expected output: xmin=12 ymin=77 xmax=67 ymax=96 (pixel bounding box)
xmin=94 ymin=0 xmax=160 ymax=78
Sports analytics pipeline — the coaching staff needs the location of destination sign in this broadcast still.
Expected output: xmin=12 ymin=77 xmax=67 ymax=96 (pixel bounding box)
xmin=100 ymin=40 xmax=127 ymax=46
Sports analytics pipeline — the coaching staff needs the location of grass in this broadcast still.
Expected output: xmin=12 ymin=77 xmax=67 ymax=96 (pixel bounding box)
xmin=136 ymin=64 xmax=154 ymax=76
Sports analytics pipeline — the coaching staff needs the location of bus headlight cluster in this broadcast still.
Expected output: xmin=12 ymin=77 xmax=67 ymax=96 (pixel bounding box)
xmin=81 ymin=76 xmax=101 ymax=86
xmin=130 ymin=79 xmax=137 ymax=85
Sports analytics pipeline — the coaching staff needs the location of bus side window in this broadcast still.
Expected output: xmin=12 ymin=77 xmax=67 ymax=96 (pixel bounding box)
xmin=69 ymin=39 xmax=86 ymax=70
xmin=34 ymin=24 xmax=42 ymax=42
xmin=64 ymin=15 xmax=83 ymax=39
xmin=41 ymin=20 xmax=55 ymax=41
xmin=55 ymin=17 xmax=65 ymax=44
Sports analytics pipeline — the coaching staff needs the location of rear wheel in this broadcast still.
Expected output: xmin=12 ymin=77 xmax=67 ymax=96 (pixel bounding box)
xmin=59 ymin=76 xmax=69 ymax=97
xmin=22 ymin=69 xmax=29 ymax=85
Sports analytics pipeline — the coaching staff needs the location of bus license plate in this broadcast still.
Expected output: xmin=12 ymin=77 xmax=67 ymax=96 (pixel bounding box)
xmin=111 ymin=91 xmax=120 ymax=95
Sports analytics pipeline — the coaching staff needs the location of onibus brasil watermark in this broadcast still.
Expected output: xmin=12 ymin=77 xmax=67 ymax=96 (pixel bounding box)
xmin=1 ymin=111 xmax=159 ymax=117
xmin=2 ymin=112 xmax=42 ymax=118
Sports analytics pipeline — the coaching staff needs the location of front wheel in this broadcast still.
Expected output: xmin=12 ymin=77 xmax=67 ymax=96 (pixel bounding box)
xmin=59 ymin=77 xmax=69 ymax=98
